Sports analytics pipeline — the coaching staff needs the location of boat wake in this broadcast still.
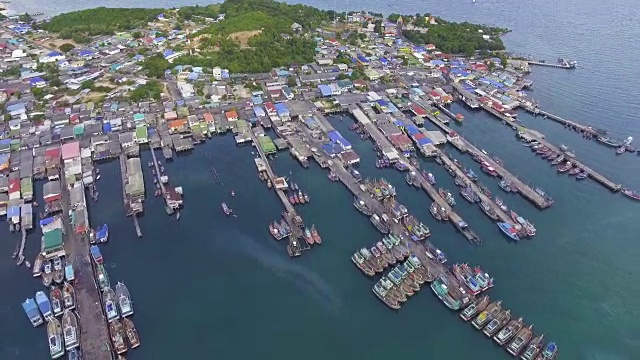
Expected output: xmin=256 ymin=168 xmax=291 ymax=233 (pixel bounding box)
xmin=234 ymin=234 xmax=343 ymax=312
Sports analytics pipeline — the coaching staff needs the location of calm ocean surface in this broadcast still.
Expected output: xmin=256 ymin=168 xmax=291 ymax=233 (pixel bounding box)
xmin=2 ymin=1 xmax=640 ymax=359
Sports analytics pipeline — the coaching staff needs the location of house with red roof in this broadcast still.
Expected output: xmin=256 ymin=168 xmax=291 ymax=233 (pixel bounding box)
xmin=225 ymin=110 xmax=238 ymax=122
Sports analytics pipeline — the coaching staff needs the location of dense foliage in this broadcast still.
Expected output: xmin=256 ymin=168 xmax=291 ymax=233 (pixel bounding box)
xmin=141 ymin=54 xmax=171 ymax=78
xmin=176 ymin=4 xmax=221 ymax=21
xmin=129 ymin=80 xmax=163 ymax=102
xmin=42 ymin=7 xmax=162 ymax=43
xmin=403 ymin=18 xmax=507 ymax=55
xmin=179 ymin=0 xmax=333 ymax=73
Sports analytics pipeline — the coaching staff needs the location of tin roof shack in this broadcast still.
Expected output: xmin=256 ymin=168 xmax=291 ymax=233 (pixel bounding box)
xmin=43 ymin=180 xmax=63 ymax=215
xmin=20 ymin=177 xmax=33 ymax=202
xmin=61 ymin=141 xmax=81 ymax=183
xmin=69 ymin=182 xmax=88 ymax=234
xmin=41 ymin=221 xmax=65 ymax=260
xmin=257 ymin=135 xmax=277 ymax=155
xmin=21 ymin=202 xmax=33 ymax=230
xmin=0 ymin=176 xmax=8 ymax=193
xmin=0 ymin=193 xmax=7 ymax=216
xmin=7 ymin=198 xmax=21 ymax=225
xmin=125 ymin=157 xmax=145 ymax=200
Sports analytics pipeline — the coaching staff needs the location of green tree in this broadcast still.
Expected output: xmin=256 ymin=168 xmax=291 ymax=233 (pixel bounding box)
xmin=141 ymin=54 xmax=171 ymax=78
xmin=81 ymin=80 xmax=95 ymax=89
xmin=59 ymin=43 xmax=76 ymax=53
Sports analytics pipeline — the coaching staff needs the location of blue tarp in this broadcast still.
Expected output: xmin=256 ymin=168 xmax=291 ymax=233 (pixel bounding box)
xmin=274 ymin=103 xmax=289 ymax=116
xmin=406 ymin=125 xmax=420 ymax=135
xmin=430 ymin=59 xmax=445 ymax=66
xmin=327 ymin=130 xmax=351 ymax=150
xmin=376 ymin=99 xmax=388 ymax=107
xmin=7 ymin=206 xmax=19 ymax=217
xmin=357 ymin=55 xmax=369 ymax=63
xmin=380 ymin=57 xmax=389 ymax=65
xmin=40 ymin=217 xmax=56 ymax=227
xmin=322 ymin=143 xmax=342 ymax=155
xmin=102 ymin=122 xmax=112 ymax=133
xmin=418 ymin=138 xmax=433 ymax=146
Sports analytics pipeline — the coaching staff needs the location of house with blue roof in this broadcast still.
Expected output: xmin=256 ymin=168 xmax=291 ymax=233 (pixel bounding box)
xmin=274 ymin=103 xmax=290 ymax=118
xmin=318 ymin=84 xmax=332 ymax=97
xmin=79 ymin=49 xmax=94 ymax=58
xmin=153 ymin=37 xmax=166 ymax=45
xmin=133 ymin=54 xmax=144 ymax=62
xmin=38 ymin=51 xmax=65 ymax=63
xmin=29 ymin=77 xmax=46 ymax=88
xmin=110 ymin=64 xmax=122 ymax=72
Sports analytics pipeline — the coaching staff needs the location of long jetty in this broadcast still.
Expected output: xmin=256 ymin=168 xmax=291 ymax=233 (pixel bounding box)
xmin=421 ymin=105 xmax=552 ymax=209
xmin=118 ymin=153 xmax=142 ymax=237
xmin=60 ymin=166 xmax=113 ymax=360
xmin=522 ymin=105 xmax=600 ymax=136
xmin=450 ymin=82 xmax=622 ymax=192
xmin=526 ymin=60 xmax=575 ymax=69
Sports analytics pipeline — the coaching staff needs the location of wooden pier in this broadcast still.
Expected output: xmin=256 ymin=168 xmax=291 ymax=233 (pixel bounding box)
xmin=523 ymin=106 xmax=600 ymax=136
xmin=60 ymin=168 xmax=113 ymax=360
xmin=424 ymin=112 xmax=552 ymax=209
xmin=451 ymin=82 xmax=622 ymax=192
xmin=526 ymin=60 xmax=575 ymax=69
xmin=119 ymin=154 xmax=143 ymax=236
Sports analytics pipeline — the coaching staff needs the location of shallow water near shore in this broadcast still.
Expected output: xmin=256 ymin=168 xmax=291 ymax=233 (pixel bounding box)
xmin=2 ymin=0 xmax=640 ymax=359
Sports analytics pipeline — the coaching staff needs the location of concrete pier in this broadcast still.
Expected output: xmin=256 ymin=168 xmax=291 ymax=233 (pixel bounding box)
xmin=523 ymin=106 xmax=599 ymax=136
xmin=60 ymin=169 xmax=113 ymax=360
xmin=526 ymin=60 xmax=575 ymax=69
xmin=423 ymin=112 xmax=552 ymax=209
xmin=451 ymin=82 xmax=621 ymax=192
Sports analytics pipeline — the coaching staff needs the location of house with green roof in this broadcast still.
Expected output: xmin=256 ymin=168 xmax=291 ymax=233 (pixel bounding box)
xmin=43 ymin=228 xmax=64 ymax=259
xmin=134 ymin=124 xmax=149 ymax=144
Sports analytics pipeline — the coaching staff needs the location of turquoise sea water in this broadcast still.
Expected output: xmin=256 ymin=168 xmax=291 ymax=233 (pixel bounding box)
xmin=2 ymin=0 xmax=640 ymax=359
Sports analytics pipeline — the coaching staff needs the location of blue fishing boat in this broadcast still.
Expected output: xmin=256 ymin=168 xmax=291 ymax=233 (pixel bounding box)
xmin=103 ymin=288 xmax=119 ymax=322
xmin=35 ymin=291 xmax=52 ymax=319
xmin=464 ymin=168 xmax=478 ymax=181
xmin=96 ymin=224 xmax=108 ymax=243
xmin=539 ymin=342 xmax=558 ymax=359
xmin=65 ymin=264 xmax=75 ymax=282
xmin=498 ymin=222 xmax=520 ymax=241
xmin=22 ymin=298 xmax=43 ymax=327
xmin=90 ymin=245 xmax=103 ymax=264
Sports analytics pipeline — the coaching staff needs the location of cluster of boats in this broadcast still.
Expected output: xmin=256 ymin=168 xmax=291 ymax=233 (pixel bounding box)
xmin=372 ymin=255 xmax=435 ymax=309
xmin=497 ymin=210 xmax=537 ymax=242
xmin=287 ymin=183 xmax=310 ymax=205
xmin=104 ymin=282 xmax=139 ymax=355
xmin=402 ymin=215 xmax=431 ymax=240
xmin=268 ymin=218 xmax=292 ymax=240
xmin=457 ymin=296 xmax=558 ymax=359
xmin=529 ymin=143 xmax=589 ymax=179
xmin=421 ymin=170 xmax=436 ymax=185
xmin=351 ymin=235 xmax=411 ymax=276
xmin=438 ymin=188 xmax=456 ymax=206
xmin=405 ymin=171 xmax=422 ymax=188
xmin=89 ymin=223 xmax=109 ymax=244
xmin=303 ymin=225 xmax=322 ymax=245
xmin=109 ymin=317 xmax=141 ymax=355
xmin=370 ymin=214 xmax=390 ymax=233
xmin=429 ymin=202 xmax=450 ymax=221
xmin=40 ymin=256 xmax=71 ymax=287
xmin=452 ymin=263 xmax=494 ymax=295
xmin=353 ymin=196 xmax=374 ymax=216
xmin=364 ymin=178 xmax=397 ymax=200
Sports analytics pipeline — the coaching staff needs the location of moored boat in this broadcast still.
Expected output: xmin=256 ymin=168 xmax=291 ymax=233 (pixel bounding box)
xmin=430 ymin=202 xmax=442 ymax=221
xmin=62 ymin=309 xmax=80 ymax=350
xmin=576 ymin=172 xmax=589 ymax=180
xmin=483 ymin=309 xmax=512 ymax=337
xmin=439 ymin=206 xmax=449 ymax=221
xmin=510 ymin=211 xmax=536 ymax=237
xmin=499 ymin=178 xmax=512 ymax=192
xmin=352 ymin=251 xmax=375 ymax=276
xmin=372 ymin=281 xmax=401 ymax=310
xmin=550 ymin=155 xmax=565 ymax=165
xmin=430 ymin=276 xmax=461 ymax=310
xmin=498 ymin=222 xmax=520 ymax=241
xmin=53 ymin=258 xmax=64 ymax=284
xmin=536 ymin=342 xmax=558 ymax=360
xmin=370 ymin=214 xmax=390 ymax=234
xmin=520 ymin=334 xmax=545 ymax=360
xmin=508 ymin=325 xmax=534 ymax=356
xmin=123 ymin=318 xmax=141 ymax=349
xmin=97 ymin=223 xmax=109 ymax=243
xmin=110 ymin=319 xmax=128 ymax=355
xmin=50 ymin=287 xmax=63 ymax=317
xmin=495 ymin=196 xmax=509 ymax=212
xmin=376 ymin=241 xmax=395 ymax=265
xmin=97 ymin=264 xmax=110 ymax=291
xmin=48 ymin=317 xmax=65 ymax=359
xmin=269 ymin=223 xmax=282 ymax=240
xmin=22 ymin=298 xmax=43 ymax=327
xmin=310 ymin=225 xmax=322 ymax=244
xmin=472 ymin=300 xmax=502 ymax=329
xmin=621 ymin=188 xmax=640 ymax=201
xmin=36 ymin=290 xmax=52 ymax=319
xmin=90 ymin=245 xmax=103 ymax=264
xmin=104 ymin=288 xmax=119 ymax=322
xmin=480 ymin=200 xmax=499 ymax=220
xmin=557 ymin=161 xmax=572 ymax=173
xmin=116 ymin=282 xmax=134 ymax=317
xmin=460 ymin=295 xmax=490 ymax=321
xmin=63 ymin=283 xmax=75 ymax=310
xmin=425 ymin=171 xmax=436 ymax=185
xmin=353 ymin=196 xmax=374 ymax=216
xmin=568 ymin=166 xmax=582 ymax=176
xmin=360 ymin=248 xmax=384 ymax=273
xmin=297 ymin=190 xmax=305 ymax=204
xmin=304 ymin=227 xmax=314 ymax=245
xmin=460 ymin=186 xmax=475 ymax=203
xmin=494 ymin=317 xmax=523 ymax=345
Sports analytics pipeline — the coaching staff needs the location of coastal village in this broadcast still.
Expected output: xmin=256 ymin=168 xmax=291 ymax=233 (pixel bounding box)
xmin=1 ymin=1 xmax=636 ymax=359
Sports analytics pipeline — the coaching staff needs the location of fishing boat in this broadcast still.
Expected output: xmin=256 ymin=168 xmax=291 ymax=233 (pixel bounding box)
xmin=430 ymin=276 xmax=461 ymax=310
xmin=424 ymin=171 xmax=436 ymax=185
xmin=36 ymin=290 xmax=52 ymax=319
xmin=370 ymin=214 xmax=390 ymax=234
xmin=439 ymin=206 xmax=450 ymax=221
xmin=498 ymin=222 xmax=520 ymax=241
xmin=557 ymin=162 xmax=572 ymax=173
xmin=288 ymin=193 xmax=297 ymax=205
xmin=370 ymin=246 xmax=387 ymax=267
xmin=291 ymin=183 xmax=298 ymax=191
xmin=123 ymin=318 xmax=141 ymax=349
xmin=495 ymin=196 xmax=509 ymax=212
xmin=68 ymin=348 xmax=79 ymax=360
xmin=464 ymin=167 xmax=478 ymax=181
xmin=372 ymin=281 xmax=401 ymax=310
xmin=104 ymin=288 xmax=119 ymax=322
xmin=351 ymin=197 xmax=372 ymax=217
xmin=460 ymin=186 xmax=475 ymax=203
xmin=116 ymin=282 xmax=134 ymax=317
xmin=304 ymin=227 xmax=314 ymax=245
xmin=97 ymin=264 xmax=110 ymax=291
xmin=297 ymin=190 xmax=305 ymax=204
xmin=352 ymin=251 xmax=375 ymax=276
xmin=435 ymin=156 xmax=443 ymax=165
xmin=62 ymin=310 xmax=79 ymax=350
xmin=621 ymin=188 xmax=640 ymax=201
xmin=394 ymin=161 xmax=408 ymax=171
xmin=537 ymin=342 xmax=558 ymax=359
xmin=549 ymin=154 xmax=564 ymax=165
xmin=576 ymin=172 xmax=589 ymax=180
xmin=63 ymin=283 xmax=75 ymax=310
xmin=328 ymin=171 xmax=339 ymax=181
xmin=90 ymin=245 xmax=103 ymax=264
xmin=110 ymin=319 xmax=128 ymax=355
xmin=499 ymin=178 xmax=512 ymax=192
xmin=22 ymin=298 xmax=43 ymax=327
xmin=472 ymin=266 xmax=494 ymax=290
xmin=53 ymin=257 xmax=64 ymax=284
xmin=481 ymin=162 xmax=498 ymax=177
xmin=360 ymin=248 xmax=383 ymax=273
xmin=48 ymin=317 xmax=65 ymax=359
xmin=439 ymin=188 xmax=455 ymax=206
xmin=479 ymin=201 xmax=499 ymax=220
xmin=460 ymin=266 xmax=482 ymax=295
xmin=483 ymin=309 xmax=512 ymax=337
xmin=546 ymin=152 xmax=558 ymax=161
xmin=269 ymin=223 xmax=281 ymax=239
xmin=50 ymin=287 xmax=63 ymax=317
xmin=510 ymin=211 xmax=536 ymax=237
xmin=494 ymin=317 xmax=523 ymax=345
xmin=454 ymin=176 xmax=466 ymax=187
xmin=430 ymin=202 xmax=442 ymax=221
xmin=222 ymin=202 xmax=232 ymax=216
xmin=616 ymin=146 xmax=626 ymax=155
xmin=97 ymin=224 xmax=109 ymax=243
xmin=520 ymin=334 xmax=545 ymax=360
xmin=303 ymin=192 xmax=310 ymax=203
xmin=460 ymin=295 xmax=490 ymax=321
xmin=472 ymin=301 xmax=502 ymax=329
xmin=425 ymin=245 xmax=447 ymax=264
xmin=568 ymin=167 xmax=582 ymax=176
xmin=508 ymin=325 xmax=534 ymax=356
xmin=310 ymin=225 xmax=322 ymax=244
xmin=384 ymin=236 xmax=405 ymax=261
